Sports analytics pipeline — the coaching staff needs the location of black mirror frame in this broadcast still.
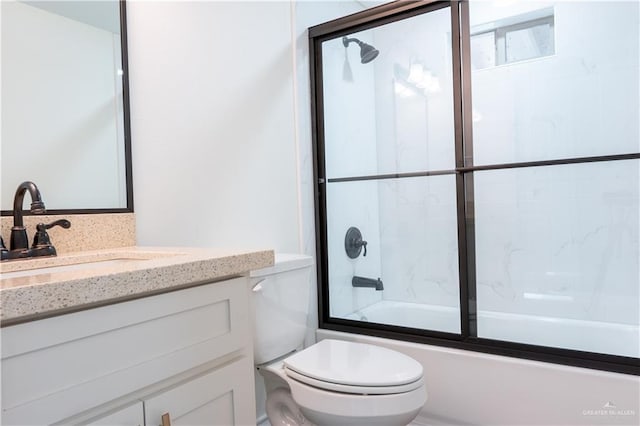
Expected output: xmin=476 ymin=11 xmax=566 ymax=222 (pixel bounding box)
xmin=1 ymin=0 xmax=134 ymax=216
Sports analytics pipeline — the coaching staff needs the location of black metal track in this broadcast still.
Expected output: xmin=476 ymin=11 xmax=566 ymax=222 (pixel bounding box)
xmin=310 ymin=28 xmax=330 ymax=328
xmin=308 ymin=0 xmax=449 ymax=40
xmin=309 ymin=0 xmax=640 ymax=376
xmin=326 ymin=169 xmax=456 ymax=183
xmin=451 ymin=1 xmax=473 ymax=339
xmin=458 ymin=153 xmax=640 ymax=172
xmin=323 ymin=153 xmax=640 ymax=185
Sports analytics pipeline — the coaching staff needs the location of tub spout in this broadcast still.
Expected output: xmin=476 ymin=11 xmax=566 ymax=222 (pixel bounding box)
xmin=352 ymin=276 xmax=384 ymax=291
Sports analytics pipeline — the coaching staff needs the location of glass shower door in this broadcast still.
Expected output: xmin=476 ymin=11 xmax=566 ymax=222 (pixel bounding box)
xmin=469 ymin=0 xmax=640 ymax=358
xmin=319 ymin=5 xmax=461 ymax=334
xmin=312 ymin=0 xmax=639 ymax=374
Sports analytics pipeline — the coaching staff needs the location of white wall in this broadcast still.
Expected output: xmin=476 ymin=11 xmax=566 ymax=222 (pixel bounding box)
xmin=128 ymin=2 xmax=319 ymax=423
xmin=128 ymin=1 xmax=300 ymax=253
xmin=128 ymin=5 xmax=300 ymax=422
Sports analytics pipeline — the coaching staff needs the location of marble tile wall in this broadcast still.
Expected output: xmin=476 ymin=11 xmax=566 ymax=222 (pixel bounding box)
xmin=468 ymin=0 xmax=640 ymax=341
xmin=474 ymin=161 xmax=639 ymax=326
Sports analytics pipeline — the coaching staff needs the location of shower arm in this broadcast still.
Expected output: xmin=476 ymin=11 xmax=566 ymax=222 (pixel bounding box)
xmin=342 ymin=36 xmax=379 ymax=64
xmin=342 ymin=37 xmax=361 ymax=48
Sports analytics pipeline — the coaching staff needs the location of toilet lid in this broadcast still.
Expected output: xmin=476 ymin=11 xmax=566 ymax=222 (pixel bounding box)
xmin=283 ymin=339 xmax=423 ymax=392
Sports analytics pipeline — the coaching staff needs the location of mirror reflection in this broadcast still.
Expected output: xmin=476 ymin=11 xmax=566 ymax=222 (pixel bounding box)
xmin=1 ymin=0 xmax=129 ymax=212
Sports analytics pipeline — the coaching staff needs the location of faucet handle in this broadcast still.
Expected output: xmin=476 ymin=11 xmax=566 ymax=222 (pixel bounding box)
xmin=37 ymin=219 xmax=71 ymax=232
xmin=1 ymin=236 xmax=8 ymax=261
xmin=32 ymin=219 xmax=71 ymax=249
xmin=345 ymin=226 xmax=368 ymax=259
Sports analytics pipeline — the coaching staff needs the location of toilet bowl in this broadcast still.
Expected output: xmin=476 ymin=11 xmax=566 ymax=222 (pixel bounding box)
xmin=250 ymin=254 xmax=427 ymax=426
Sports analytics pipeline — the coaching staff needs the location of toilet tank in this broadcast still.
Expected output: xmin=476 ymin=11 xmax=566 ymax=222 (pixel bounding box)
xmin=250 ymin=254 xmax=314 ymax=364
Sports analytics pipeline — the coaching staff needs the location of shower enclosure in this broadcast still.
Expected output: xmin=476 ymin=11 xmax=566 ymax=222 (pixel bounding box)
xmin=310 ymin=0 xmax=639 ymax=374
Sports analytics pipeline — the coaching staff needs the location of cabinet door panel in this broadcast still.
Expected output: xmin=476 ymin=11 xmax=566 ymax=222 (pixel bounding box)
xmin=175 ymin=392 xmax=234 ymax=426
xmin=144 ymin=357 xmax=255 ymax=426
xmin=85 ymin=402 xmax=144 ymax=426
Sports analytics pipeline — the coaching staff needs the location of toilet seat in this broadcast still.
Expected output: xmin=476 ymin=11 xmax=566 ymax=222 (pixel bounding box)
xmin=285 ymin=367 xmax=424 ymax=395
xmin=283 ymin=339 xmax=424 ymax=395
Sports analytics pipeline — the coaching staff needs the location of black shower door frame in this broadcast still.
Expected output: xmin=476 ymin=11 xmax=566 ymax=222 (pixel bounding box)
xmin=309 ymin=0 xmax=640 ymax=375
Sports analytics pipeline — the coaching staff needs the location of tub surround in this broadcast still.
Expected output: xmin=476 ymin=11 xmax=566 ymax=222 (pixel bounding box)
xmin=319 ymin=329 xmax=640 ymax=426
xmin=0 ymin=213 xmax=136 ymax=254
xmin=0 ymin=246 xmax=274 ymax=325
xmin=347 ymin=300 xmax=638 ymax=358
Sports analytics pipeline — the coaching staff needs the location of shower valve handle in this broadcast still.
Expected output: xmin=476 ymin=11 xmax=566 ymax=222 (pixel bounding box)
xmin=345 ymin=227 xmax=368 ymax=259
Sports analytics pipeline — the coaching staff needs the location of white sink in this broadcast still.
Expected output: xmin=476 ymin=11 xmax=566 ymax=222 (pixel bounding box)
xmin=0 ymin=258 xmax=143 ymax=279
xmin=0 ymin=250 xmax=183 ymax=280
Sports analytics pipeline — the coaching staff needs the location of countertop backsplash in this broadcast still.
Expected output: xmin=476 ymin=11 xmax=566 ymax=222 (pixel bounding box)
xmin=1 ymin=213 xmax=135 ymax=254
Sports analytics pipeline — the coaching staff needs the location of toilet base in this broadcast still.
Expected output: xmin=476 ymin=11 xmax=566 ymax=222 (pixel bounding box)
xmin=265 ymin=388 xmax=316 ymax=426
xmin=259 ymin=362 xmax=317 ymax=426
xmin=300 ymin=406 xmax=422 ymax=426
xmin=258 ymin=358 xmax=426 ymax=426
xmin=289 ymin=374 xmax=426 ymax=426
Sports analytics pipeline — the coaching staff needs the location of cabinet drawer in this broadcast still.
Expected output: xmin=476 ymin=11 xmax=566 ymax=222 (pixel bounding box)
xmin=1 ymin=277 xmax=250 ymax=425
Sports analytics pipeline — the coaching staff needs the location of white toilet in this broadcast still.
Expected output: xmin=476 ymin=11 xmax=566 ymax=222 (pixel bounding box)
xmin=249 ymin=254 xmax=427 ymax=426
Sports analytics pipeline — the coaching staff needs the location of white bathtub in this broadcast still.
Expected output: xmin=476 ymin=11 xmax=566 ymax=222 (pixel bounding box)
xmin=346 ymin=300 xmax=639 ymax=358
xmin=329 ymin=300 xmax=639 ymax=425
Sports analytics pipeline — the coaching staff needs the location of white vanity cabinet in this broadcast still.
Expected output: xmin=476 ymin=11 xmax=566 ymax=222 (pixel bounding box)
xmin=143 ymin=356 xmax=254 ymax=426
xmin=0 ymin=276 xmax=256 ymax=426
xmin=85 ymin=402 xmax=144 ymax=426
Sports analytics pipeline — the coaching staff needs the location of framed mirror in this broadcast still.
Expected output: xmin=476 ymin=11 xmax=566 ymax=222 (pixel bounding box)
xmin=1 ymin=0 xmax=133 ymax=215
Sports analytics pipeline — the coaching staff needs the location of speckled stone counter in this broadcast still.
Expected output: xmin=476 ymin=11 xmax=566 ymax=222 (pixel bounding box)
xmin=1 ymin=213 xmax=136 ymax=254
xmin=0 ymin=247 xmax=274 ymax=326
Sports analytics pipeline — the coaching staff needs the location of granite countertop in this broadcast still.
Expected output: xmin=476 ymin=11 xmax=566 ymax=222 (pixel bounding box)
xmin=0 ymin=246 xmax=274 ymax=326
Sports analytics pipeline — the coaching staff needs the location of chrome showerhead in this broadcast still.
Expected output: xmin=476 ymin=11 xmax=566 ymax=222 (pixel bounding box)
xmin=342 ymin=36 xmax=379 ymax=64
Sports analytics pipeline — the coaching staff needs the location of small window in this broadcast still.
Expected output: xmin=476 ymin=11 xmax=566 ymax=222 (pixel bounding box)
xmin=471 ymin=8 xmax=554 ymax=70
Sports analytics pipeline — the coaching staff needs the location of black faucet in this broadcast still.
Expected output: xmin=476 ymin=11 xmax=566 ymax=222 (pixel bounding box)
xmin=10 ymin=181 xmax=46 ymax=251
xmin=352 ymin=276 xmax=384 ymax=291
xmin=1 ymin=181 xmax=70 ymax=261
